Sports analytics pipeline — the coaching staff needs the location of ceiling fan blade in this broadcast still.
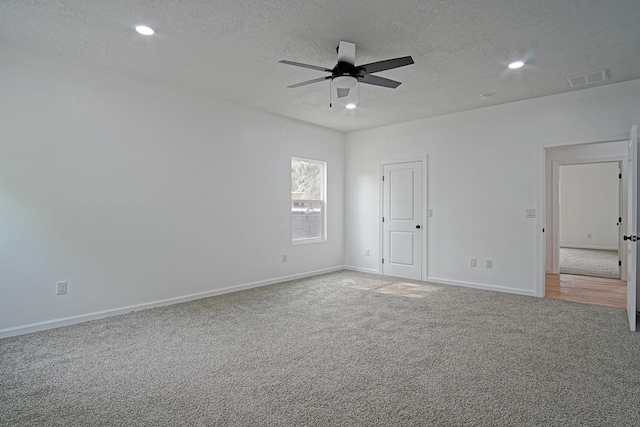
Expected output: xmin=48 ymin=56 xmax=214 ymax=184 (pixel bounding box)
xmin=358 ymin=74 xmax=402 ymax=89
xmin=287 ymin=76 xmax=332 ymax=88
xmin=337 ymin=41 xmax=356 ymax=65
xmin=279 ymin=60 xmax=332 ymax=73
xmin=356 ymin=56 xmax=414 ymax=75
xmin=337 ymin=88 xmax=350 ymax=98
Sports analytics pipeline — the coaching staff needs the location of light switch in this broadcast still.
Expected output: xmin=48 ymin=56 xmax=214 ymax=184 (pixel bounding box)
xmin=56 ymin=281 xmax=67 ymax=295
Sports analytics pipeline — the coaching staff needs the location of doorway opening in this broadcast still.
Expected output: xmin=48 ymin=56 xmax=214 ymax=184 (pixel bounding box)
xmin=558 ymin=162 xmax=621 ymax=279
xmin=544 ymin=141 xmax=629 ymax=309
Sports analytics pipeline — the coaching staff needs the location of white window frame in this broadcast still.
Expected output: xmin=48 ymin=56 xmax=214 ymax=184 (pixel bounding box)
xmin=291 ymin=157 xmax=327 ymax=244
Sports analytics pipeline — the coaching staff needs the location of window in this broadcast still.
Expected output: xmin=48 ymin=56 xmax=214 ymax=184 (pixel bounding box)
xmin=291 ymin=157 xmax=326 ymax=243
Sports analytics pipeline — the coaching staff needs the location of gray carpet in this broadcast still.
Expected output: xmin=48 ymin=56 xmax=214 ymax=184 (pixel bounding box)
xmin=559 ymin=247 xmax=620 ymax=279
xmin=2 ymin=270 xmax=639 ymax=426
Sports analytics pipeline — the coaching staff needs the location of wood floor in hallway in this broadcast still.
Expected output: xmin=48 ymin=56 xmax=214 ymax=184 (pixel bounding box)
xmin=545 ymin=273 xmax=626 ymax=309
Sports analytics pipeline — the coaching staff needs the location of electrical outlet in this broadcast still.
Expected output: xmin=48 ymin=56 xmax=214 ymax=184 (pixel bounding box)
xmin=365 ymin=249 xmax=371 ymax=256
xmin=282 ymin=254 xmax=287 ymax=262
xmin=485 ymin=260 xmax=493 ymax=269
xmin=470 ymin=258 xmax=477 ymax=267
xmin=56 ymin=281 xmax=67 ymax=295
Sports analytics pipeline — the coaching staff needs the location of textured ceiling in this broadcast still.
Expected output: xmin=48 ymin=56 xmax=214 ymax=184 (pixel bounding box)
xmin=1 ymin=0 xmax=639 ymax=132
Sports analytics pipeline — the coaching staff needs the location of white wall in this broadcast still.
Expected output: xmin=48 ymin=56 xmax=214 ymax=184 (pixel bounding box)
xmin=345 ymin=79 xmax=640 ymax=296
xmin=559 ymin=162 xmax=619 ymax=249
xmin=2 ymin=44 xmax=639 ymax=335
xmin=0 ymin=45 xmax=344 ymax=332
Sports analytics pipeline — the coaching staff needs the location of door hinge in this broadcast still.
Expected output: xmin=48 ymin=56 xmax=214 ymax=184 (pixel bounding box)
xmin=382 ymin=176 xmax=385 ymax=181
xmin=619 ymin=217 xmax=622 ymax=223
xmin=542 ymin=228 xmax=545 ymax=233
xmin=619 ymin=260 xmax=622 ymax=266
xmin=382 ymin=217 xmax=385 ymax=222
xmin=382 ymin=258 xmax=384 ymax=264
xmin=619 ymin=173 xmax=622 ymax=179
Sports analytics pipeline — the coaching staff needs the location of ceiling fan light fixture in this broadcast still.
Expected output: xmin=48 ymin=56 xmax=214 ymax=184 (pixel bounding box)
xmin=135 ymin=25 xmax=155 ymax=36
xmin=333 ymin=76 xmax=358 ymax=89
xmin=508 ymin=61 xmax=524 ymax=69
xmin=345 ymin=103 xmax=357 ymax=109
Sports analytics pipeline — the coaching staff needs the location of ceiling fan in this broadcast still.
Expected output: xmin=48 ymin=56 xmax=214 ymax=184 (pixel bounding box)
xmin=279 ymin=41 xmax=414 ymax=102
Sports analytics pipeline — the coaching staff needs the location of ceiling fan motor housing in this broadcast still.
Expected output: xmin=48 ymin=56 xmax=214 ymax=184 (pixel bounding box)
xmin=331 ymin=61 xmax=360 ymax=89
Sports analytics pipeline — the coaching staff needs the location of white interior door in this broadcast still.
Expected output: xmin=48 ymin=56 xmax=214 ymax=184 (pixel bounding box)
xmin=382 ymin=161 xmax=422 ymax=280
xmin=626 ymin=125 xmax=638 ymax=331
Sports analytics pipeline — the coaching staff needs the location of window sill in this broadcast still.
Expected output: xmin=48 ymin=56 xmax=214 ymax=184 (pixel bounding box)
xmin=292 ymin=238 xmax=327 ymax=245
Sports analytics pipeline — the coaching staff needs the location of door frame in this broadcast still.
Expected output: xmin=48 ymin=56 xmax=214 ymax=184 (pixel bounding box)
xmin=537 ymin=134 xmax=630 ymax=297
xmin=550 ymin=158 xmax=627 ymax=279
xmin=379 ymin=155 xmax=428 ymax=281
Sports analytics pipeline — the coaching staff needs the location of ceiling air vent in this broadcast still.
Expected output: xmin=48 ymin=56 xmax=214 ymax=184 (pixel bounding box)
xmin=566 ymin=69 xmax=608 ymax=88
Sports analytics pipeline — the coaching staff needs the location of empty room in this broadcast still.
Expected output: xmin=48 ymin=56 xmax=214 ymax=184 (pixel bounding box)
xmin=1 ymin=1 xmax=640 ymax=425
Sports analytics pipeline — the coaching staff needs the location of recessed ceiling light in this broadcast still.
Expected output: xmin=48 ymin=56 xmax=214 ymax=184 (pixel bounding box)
xmin=345 ymin=103 xmax=357 ymax=109
xmin=135 ymin=25 xmax=155 ymax=36
xmin=508 ymin=61 xmax=524 ymax=70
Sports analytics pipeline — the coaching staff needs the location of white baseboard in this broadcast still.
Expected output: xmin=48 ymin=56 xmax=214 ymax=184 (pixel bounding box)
xmin=0 ymin=266 xmax=344 ymax=339
xmin=560 ymin=245 xmax=618 ymax=251
xmin=342 ymin=265 xmax=380 ymax=274
xmin=426 ymin=276 xmax=537 ymax=297
xmin=1 ymin=267 xmax=540 ymax=338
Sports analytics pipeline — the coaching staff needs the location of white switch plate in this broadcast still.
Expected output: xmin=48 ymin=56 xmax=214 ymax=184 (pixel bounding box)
xmin=282 ymin=254 xmax=287 ymax=262
xmin=56 ymin=281 xmax=67 ymax=295
xmin=365 ymin=249 xmax=370 ymax=256
xmin=470 ymin=258 xmax=477 ymax=267
xmin=485 ymin=260 xmax=493 ymax=269
xmin=427 ymin=209 xmax=433 ymax=217
xmin=525 ymin=209 xmax=536 ymax=218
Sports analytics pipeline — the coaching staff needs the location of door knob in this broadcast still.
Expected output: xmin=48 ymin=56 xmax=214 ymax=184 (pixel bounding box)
xmin=624 ymin=235 xmax=638 ymax=241
xmin=416 ymin=225 xmax=421 ymax=229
